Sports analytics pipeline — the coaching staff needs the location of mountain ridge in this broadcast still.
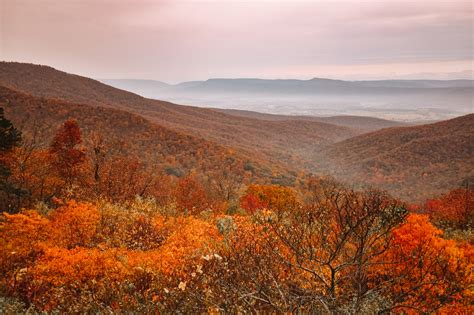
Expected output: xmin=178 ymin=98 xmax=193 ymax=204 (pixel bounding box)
xmin=104 ymin=77 xmax=474 ymax=89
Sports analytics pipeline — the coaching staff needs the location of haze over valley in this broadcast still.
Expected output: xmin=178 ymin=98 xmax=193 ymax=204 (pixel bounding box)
xmin=102 ymin=77 xmax=474 ymax=121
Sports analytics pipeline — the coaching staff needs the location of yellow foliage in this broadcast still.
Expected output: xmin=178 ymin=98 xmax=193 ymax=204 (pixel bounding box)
xmin=127 ymin=216 xmax=222 ymax=277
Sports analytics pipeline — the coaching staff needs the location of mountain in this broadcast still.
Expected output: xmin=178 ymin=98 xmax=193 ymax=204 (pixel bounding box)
xmin=104 ymin=77 xmax=474 ymax=94
xmin=349 ymin=79 xmax=473 ymax=88
xmin=0 ymin=62 xmax=368 ymax=172
xmin=323 ymin=114 xmax=474 ymax=201
xmin=380 ymin=69 xmax=473 ymax=80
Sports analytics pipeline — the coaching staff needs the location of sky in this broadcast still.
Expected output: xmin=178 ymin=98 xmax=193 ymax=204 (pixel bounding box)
xmin=1 ymin=0 xmax=473 ymax=83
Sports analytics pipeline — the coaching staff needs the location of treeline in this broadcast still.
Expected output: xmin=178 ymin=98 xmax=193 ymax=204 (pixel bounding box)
xmin=0 ymin=111 xmax=472 ymax=313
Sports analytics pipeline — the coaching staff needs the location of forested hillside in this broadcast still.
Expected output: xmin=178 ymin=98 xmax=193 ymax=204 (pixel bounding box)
xmin=2 ymin=85 xmax=301 ymax=210
xmin=324 ymin=114 xmax=474 ymax=201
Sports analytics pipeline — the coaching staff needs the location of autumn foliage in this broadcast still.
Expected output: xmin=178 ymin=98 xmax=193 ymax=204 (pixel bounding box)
xmin=1 ymin=189 xmax=472 ymax=312
xmin=240 ymin=184 xmax=299 ymax=214
xmin=424 ymin=187 xmax=473 ymax=229
xmin=375 ymin=214 xmax=472 ymax=312
xmin=0 ymin=115 xmax=472 ymax=313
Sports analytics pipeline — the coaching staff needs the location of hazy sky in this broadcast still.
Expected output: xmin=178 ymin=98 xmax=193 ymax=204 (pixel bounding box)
xmin=1 ymin=0 xmax=472 ymax=82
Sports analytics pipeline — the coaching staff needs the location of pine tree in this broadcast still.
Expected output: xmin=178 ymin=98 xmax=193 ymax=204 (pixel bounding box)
xmin=0 ymin=107 xmax=21 ymax=153
xmin=0 ymin=107 xmax=23 ymax=212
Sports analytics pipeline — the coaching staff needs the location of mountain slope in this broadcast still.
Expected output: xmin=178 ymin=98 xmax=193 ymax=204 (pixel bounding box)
xmin=0 ymin=85 xmax=290 ymax=183
xmin=323 ymin=114 xmax=474 ymax=201
xmin=0 ymin=62 xmax=364 ymax=170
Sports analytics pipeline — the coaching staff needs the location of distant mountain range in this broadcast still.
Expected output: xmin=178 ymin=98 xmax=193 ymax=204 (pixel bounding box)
xmin=102 ymin=77 xmax=474 ymax=93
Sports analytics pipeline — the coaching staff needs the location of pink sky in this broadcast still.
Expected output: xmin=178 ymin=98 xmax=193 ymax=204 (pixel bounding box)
xmin=1 ymin=0 xmax=472 ymax=82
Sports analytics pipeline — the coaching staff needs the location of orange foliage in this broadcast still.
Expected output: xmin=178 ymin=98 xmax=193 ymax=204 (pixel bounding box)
xmin=49 ymin=200 xmax=100 ymax=248
xmin=0 ymin=193 xmax=472 ymax=313
xmin=376 ymin=214 xmax=473 ymax=313
xmin=0 ymin=200 xmax=224 ymax=311
xmin=127 ymin=216 xmax=221 ymax=277
xmin=0 ymin=210 xmax=50 ymax=274
xmin=25 ymin=247 xmax=129 ymax=310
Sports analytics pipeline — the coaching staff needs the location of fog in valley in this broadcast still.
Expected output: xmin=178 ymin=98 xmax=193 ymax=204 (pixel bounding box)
xmin=102 ymin=78 xmax=473 ymax=122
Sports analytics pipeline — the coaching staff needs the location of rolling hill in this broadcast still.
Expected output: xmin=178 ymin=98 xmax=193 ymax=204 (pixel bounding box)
xmin=323 ymin=114 xmax=474 ymax=201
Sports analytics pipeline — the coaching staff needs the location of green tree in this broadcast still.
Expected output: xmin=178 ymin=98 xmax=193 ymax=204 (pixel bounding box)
xmin=0 ymin=108 xmax=21 ymax=153
xmin=0 ymin=108 xmax=23 ymax=212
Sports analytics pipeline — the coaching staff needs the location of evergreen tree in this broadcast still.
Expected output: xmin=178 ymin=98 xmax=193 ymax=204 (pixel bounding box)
xmin=0 ymin=107 xmax=21 ymax=152
xmin=0 ymin=107 xmax=23 ymax=212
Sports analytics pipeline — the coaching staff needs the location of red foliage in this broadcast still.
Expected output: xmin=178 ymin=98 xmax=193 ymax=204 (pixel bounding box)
xmin=240 ymin=192 xmax=268 ymax=214
xmin=49 ymin=119 xmax=86 ymax=187
xmin=175 ymin=175 xmax=211 ymax=215
xmin=240 ymin=184 xmax=299 ymax=214
xmin=424 ymin=188 xmax=473 ymax=228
